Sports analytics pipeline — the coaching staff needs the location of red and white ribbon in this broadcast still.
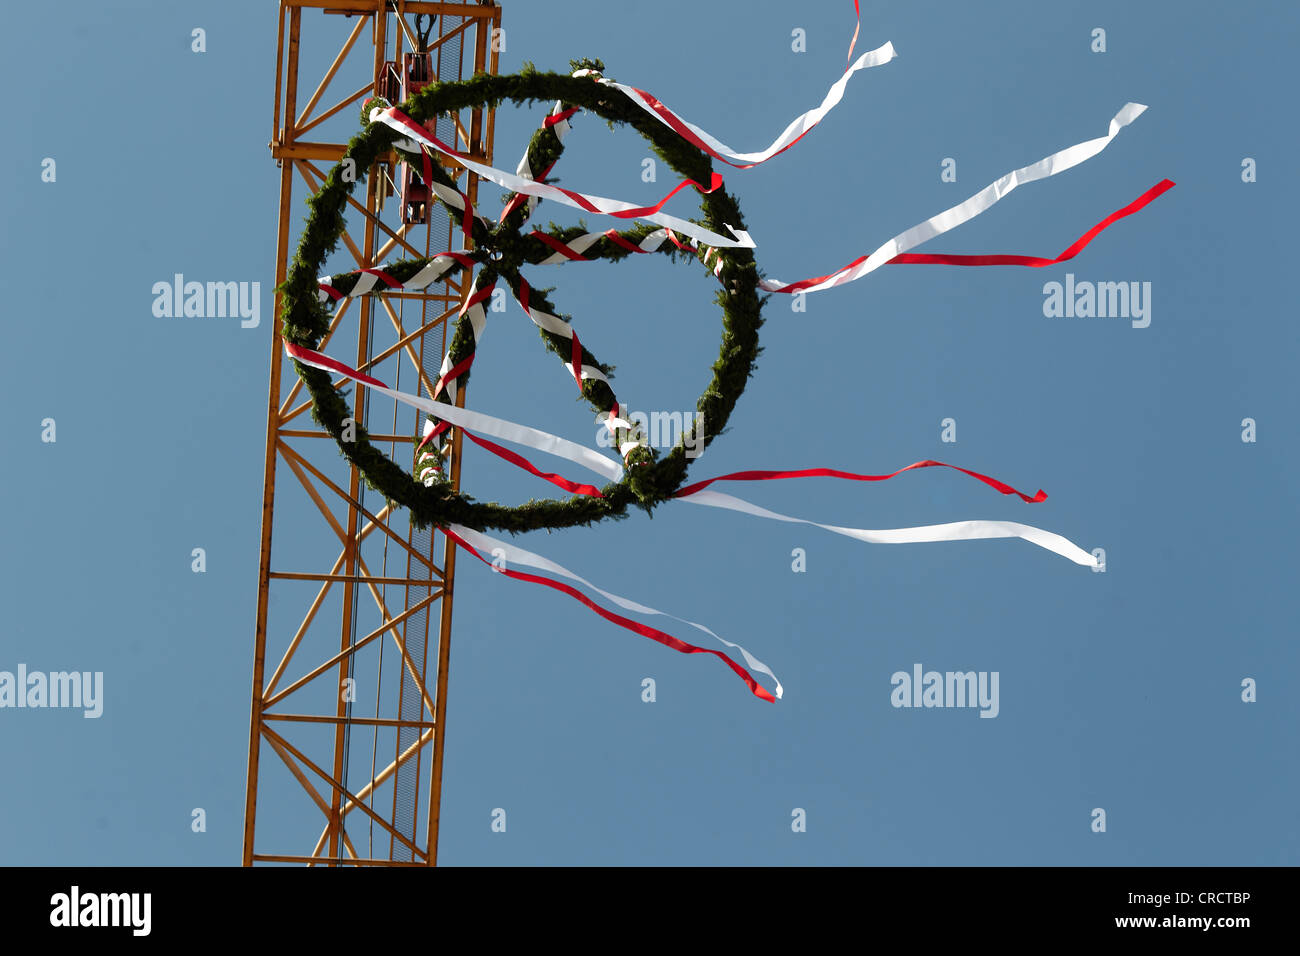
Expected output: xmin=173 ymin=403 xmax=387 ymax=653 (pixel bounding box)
xmin=416 ymin=418 xmax=442 ymax=482
xmin=593 ymin=39 xmax=897 ymax=170
xmin=432 ymin=281 xmax=494 ymax=407
xmin=677 ymin=489 xmax=1099 ymax=567
xmin=529 ymin=226 xmax=725 ymax=284
xmin=511 ymin=276 xmax=648 ymax=460
xmin=885 ymin=178 xmax=1175 ymax=269
xmin=760 ymin=102 xmax=1150 ymax=293
xmin=370 ymin=105 xmax=756 ymax=251
xmin=286 ymin=338 xmax=1102 ymax=707
xmin=413 ymin=279 xmax=497 ymax=480
xmin=448 ymin=524 xmax=783 ymax=701
xmin=529 ymin=226 xmax=686 ymax=265
xmin=451 ymin=423 xmax=608 ymax=498
xmin=285 ymin=341 xmax=624 ymax=483
xmin=674 ymin=460 xmax=1047 ymax=503
xmin=845 ymin=0 xmax=863 ymax=65
xmin=501 ymin=97 xmax=580 ymax=224
xmin=511 ymin=276 xmax=608 ymax=391
xmin=316 ymin=252 xmax=474 ymax=303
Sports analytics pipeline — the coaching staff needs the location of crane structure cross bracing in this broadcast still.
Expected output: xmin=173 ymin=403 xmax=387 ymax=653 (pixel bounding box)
xmin=244 ymin=0 xmax=502 ymax=867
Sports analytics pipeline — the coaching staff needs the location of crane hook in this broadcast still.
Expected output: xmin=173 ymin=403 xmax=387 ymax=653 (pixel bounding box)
xmin=414 ymin=13 xmax=436 ymax=53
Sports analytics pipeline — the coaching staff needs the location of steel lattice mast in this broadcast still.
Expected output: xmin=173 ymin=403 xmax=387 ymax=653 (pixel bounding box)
xmin=244 ymin=0 xmax=502 ymax=866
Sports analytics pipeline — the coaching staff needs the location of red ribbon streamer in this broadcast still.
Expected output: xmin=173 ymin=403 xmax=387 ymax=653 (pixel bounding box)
xmin=459 ymin=430 xmax=605 ymax=498
xmin=501 ymin=159 xmax=557 ymax=223
xmin=847 ymin=0 xmax=861 ymax=65
xmin=285 ymin=341 xmax=387 ymax=389
xmin=887 ymin=179 xmax=1176 ymax=268
xmin=618 ymin=86 xmax=814 ymax=170
xmin=443 ymin=527 xmax=777 ymax=702
xmin=289 ymin=341 xmax=608 ymax=493
xmin=762 ymin=179 xmax=1174 ymax=293
xmin=675 ymin=460 xmax=1047 ymax=502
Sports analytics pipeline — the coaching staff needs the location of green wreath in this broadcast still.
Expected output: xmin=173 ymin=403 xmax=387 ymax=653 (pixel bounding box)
xmin=279 ymin=60 xmax=766 ymax=534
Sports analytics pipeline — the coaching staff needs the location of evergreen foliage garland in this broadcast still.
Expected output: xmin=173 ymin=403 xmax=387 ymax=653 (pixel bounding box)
xmin=281 ymin=63 xmax=767 ymax=534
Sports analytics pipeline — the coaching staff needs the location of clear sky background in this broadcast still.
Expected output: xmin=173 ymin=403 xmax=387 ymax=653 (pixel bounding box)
xmin=1 ymin=0 xmax=1296 ymax=866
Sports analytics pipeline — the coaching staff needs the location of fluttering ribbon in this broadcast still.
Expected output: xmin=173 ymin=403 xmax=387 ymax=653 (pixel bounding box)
xmin=759 ymin=102 xmax=1152 ymax=293
xmin=590 ymin=39 xmax=898 ymax=170
xmin=886 ymin=178 xmax=1175 ymax=268
xmin=457 ymin=428 xmax=605 ymax=498
xmin=530 ymin=178 xmax=1175 ymax=288
xmin=287 ymin=333 xmax=1103 ymax=704
xmin=846 ymin=0 xmax=862 ymax=65
xmin=678 ymin=489 xmax=1099 ymax=568
xmin=446 ymin=524 xmax=782 ymax=702
xmin=675 ymin=461 xmax=1047 ymax=503
xmin=284 ymin=341 xmax=624 ymax=483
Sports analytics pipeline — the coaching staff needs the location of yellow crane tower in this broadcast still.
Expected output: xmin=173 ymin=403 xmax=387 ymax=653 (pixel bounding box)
xmin=243 ymin=0 xmax=502 ymax=866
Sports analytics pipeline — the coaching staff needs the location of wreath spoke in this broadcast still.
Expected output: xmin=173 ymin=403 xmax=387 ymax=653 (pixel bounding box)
xmin=392 ymin=142 xmax=499 ymax=249
xmin=316 ymin=253 xmax=477 ymax=301
xmin=497 ymin=264 xmax=652 ymax=466
xmin=521 ymin=223 xmax=700 ymax=266
xmin=493 ymin=58 xmax=607 ymax=237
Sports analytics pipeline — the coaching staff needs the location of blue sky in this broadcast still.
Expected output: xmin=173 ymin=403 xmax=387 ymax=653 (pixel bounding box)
xmin=1 ymin=0 xmax=1296 ymax=865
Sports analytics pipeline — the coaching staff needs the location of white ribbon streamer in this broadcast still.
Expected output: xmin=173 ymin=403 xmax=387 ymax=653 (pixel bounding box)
xmin=598 ymin=40 xmax=898 ymax=167
xmin=287 ymin=344 xmax=625 ymax=483
xmin=760 ymin=102 xmax=1148 ymax=293
xmin=678 ymin=489 xmax=1100 ymax=567
xmin=450 ymin=524 xmax=784 ymax=699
